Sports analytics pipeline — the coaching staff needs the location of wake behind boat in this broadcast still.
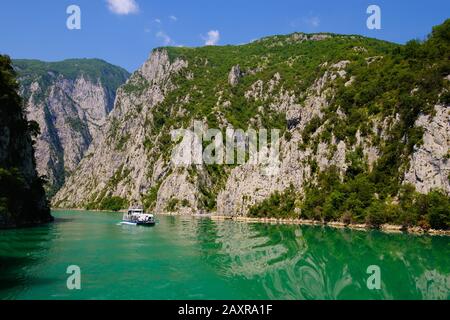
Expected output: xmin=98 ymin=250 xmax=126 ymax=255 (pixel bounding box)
xmin=121 ymin=206 xmax=155 ymax=226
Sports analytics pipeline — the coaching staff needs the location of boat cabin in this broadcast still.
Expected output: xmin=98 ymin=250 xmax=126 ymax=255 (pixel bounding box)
xmin=122 ymin=206 xmax=155 ymax=226
xmin=128 ymin=208 xmax=144 ymax=215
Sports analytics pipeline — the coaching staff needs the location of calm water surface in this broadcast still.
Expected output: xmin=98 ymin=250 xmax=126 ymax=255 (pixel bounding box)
xmin=0 ymin=210 xmax=449 ymax=300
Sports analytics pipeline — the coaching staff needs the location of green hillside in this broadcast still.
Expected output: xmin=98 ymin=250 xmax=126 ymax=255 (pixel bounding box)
xmin=13 ymin=58 xmax=130 ymax=98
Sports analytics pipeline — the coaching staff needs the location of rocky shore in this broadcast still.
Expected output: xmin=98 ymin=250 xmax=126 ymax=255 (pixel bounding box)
xmin=53 ymin=207 xmax=450 ymax=236
xmin=156 ymin=212 xmax=450 ymax=236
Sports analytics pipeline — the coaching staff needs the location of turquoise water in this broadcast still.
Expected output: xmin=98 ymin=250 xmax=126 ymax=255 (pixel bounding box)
xmin=0 ymin=210 xmax=449 ymax=300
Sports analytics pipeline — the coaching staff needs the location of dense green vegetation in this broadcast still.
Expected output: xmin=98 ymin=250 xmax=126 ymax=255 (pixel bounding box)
xmin=248 ymin=186 xmax=298 ymax=219
xmin=0 ymin=55 xmax=52 ymax=227
xmin=199 ymin=164 xmax=229 ymax=211
xmin=248 ymin=20 xmax=450 ymax=230
xmin=302 ymin=20 xmax=450 ymax=229
xmin=49 ymin=20 xmax=448 ymax=227
xmin=248 ymin=166 xmax=449 ymax=230
xmin=13 ymin=58 xmax=130 ymax=95
xmin=83 ymin=166 xmax=131 ymax=211
xmin=329 ymin=20 xmax=449 ymax=195
xmin=142 ymin=183 xmax=161 ymax=211
xmin=85 ymin=196 xmax=129 ymax=212
xmin=140 ymin=32 xmax=396 ymax=210
xmin=300 ymin=167 xmax=449 ymax=230
xmin=165 ymin=198 xmax=190 ymax=212
xmin=98 ymin=196 xmax=129 ymax=212
xmin=157 ymin=33 xmax=394 ymax=132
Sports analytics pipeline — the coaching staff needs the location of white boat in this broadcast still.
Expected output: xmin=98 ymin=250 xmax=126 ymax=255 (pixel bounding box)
xmin=121 ymin=207 xmax=155 ymax=226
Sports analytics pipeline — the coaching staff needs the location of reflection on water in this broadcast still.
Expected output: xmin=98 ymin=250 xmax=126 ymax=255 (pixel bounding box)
xmin=0 ymin=212 xmax=449 ymax=300
xmin=191 ymin=219 xmax=450 ymax=300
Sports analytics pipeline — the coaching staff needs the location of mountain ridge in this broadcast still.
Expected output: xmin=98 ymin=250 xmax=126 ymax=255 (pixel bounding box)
xmin=14 ymin=58 xmax=130 ymax=196
xmin=54 ymin=20 xmax=450 ymax=230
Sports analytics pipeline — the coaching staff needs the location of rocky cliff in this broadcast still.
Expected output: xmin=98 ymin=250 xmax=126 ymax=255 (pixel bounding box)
xmin=0 ymin=55 xmax=52 ymax=228
xmin=13 ymin=59 xmax=129 ymax=196
xmin=53 ymin=50 xmax=187 ymax=209
xmin=54 ymin=21 xmax=450 ymax=228
xmin=404 ymin=105 xmax=450 ymax=194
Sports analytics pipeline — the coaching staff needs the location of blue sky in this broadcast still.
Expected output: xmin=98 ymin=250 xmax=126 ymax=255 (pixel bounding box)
xmin=0 ymin=0 xmax=449 ymax=72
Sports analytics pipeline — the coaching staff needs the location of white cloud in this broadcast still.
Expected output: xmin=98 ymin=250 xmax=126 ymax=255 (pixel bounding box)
xmin=304 ymin=16 xmax=320 ymax=28
xmin=203 ymin=30 xmax=220 ymax=46
xmin=154 ymin=18 xmax=161 ymax=24
xmin=169 ymin=15 xmax=178 ymax=22
xmin=107 ymin=0 xmax=139 ymax=15
xmin=156 ymin=31 xmax=173 ymax=46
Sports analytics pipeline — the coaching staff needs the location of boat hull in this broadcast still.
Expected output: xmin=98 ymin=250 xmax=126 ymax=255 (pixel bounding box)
xmin=120 ymin=221 xmax=137 ymax=226
xmin=136 ymin=221 xmax=156 ymax=226
xmin=121 ymin=221 xmax=156 ymax=226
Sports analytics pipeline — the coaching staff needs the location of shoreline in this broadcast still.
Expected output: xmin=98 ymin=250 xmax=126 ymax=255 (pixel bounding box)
xmin=53 ymin=208 xmax=450 ymax=236
xmin=158 ymin=212 xmax=450 ymax=236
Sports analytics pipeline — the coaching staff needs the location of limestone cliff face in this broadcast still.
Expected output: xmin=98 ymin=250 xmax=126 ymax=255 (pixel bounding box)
xmin=405 ymin=105 xmax=450 ymax=194
xmin=53 ymin=31 xmax=450 ymax=215
xmin=216 ymin=61 xmax=352 ymax=215
xmin=14 ymin=59 xmax=129 ymax=195
xmin=53 ymin=50 xmax=188 ymax=208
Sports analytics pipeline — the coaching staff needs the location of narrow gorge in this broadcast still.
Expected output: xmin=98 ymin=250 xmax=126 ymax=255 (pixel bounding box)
xmin=53 ymin=21 xmax=450 ymax=231
xmin=14 ymin=59 xmax=129 ymax=196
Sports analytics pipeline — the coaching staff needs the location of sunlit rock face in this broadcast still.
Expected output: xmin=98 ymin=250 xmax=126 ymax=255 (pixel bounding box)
xmin=53 ymin=30 xmax=449 ymax=214
xmin=15 ymin=59 xmax=129 ymax=196
xmin=53 ymin=50 xmax=189 ymax=208
xmin=404 ymin=105 xmax=450 ymax=195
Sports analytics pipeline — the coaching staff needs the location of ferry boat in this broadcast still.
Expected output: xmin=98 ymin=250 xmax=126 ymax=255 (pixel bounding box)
xmin=121 ymin=206 xmax=156 ymax=226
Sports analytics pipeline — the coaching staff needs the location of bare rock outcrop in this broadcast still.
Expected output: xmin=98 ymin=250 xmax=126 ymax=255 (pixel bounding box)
xmin=228 ymin=65 xmax=242 ymax=86
xmin=404 ymin=105 xmax=450 ymax=194
xmin=52 ymin=31 xmax=450 ymax=218
xmin=53 ymin=49 xmax=188 ymax=208
xmin=15 ymin=59 xmax=129 ymax=195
